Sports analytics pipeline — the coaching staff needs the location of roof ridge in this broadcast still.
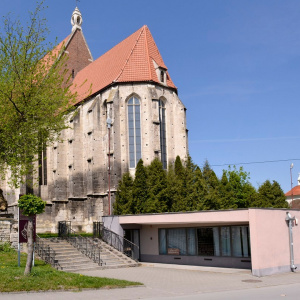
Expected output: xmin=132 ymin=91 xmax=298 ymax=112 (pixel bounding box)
xmin=113 ymin=26 xmax=145 ymax=83
xmin=144 ymin=26 xmax=153 ymax=81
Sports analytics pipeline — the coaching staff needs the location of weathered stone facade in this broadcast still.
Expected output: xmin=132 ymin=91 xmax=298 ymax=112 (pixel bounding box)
xmin=0 ymin=218 xmax=18 ymax=249
xmin=1 ymin=8 xmax=188 ymax=233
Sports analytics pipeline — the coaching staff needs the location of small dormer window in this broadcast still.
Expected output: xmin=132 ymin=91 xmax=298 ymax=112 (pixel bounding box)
xmin=72 ymin=69 xmax=75 ymax=79
xmin=160 ymin=70 xmax=164 ymax=83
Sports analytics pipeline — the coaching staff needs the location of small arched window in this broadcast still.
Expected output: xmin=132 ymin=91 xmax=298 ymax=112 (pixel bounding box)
xmin=159 ymin=99 xmax=167 ymax=169
xmin=128 ymin=97 xmax=141 ymax=168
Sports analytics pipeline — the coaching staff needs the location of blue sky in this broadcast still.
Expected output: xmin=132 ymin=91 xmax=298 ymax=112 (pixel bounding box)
xmin=1 ymin=0 xmax=300 ymax=192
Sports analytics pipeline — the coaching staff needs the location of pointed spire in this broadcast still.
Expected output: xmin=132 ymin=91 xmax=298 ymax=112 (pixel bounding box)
xmin=71 ymin=7 xmax=83 ymax=32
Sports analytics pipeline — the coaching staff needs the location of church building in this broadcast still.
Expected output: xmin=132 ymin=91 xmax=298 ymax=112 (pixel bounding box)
xmin=3 ymin=7 xmax=188 ymax=232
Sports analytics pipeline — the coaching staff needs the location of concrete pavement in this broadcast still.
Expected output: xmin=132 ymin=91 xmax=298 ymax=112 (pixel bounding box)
xmin=1 ymin=263 xmax=300 ymax=299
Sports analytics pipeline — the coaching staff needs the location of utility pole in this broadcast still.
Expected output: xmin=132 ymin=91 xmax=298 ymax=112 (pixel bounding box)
xmin=290 ymin=163 xmax=294 ymax=208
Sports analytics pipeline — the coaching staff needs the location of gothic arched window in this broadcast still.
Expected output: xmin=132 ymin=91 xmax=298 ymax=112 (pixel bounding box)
xmin=128 ymin=96 xmax=141 ymax=168
xmin=159 ymin=99 xmax=167 ymax=169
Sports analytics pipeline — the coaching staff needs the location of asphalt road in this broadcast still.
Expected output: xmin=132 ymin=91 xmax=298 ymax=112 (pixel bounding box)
xmin=2 ymin=264 xmax=300 ymax=299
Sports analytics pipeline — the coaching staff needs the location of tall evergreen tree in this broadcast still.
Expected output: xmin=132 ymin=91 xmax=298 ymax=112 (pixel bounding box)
xmin=166 ymin=162 xmax=177 ymax=211
xmin=253 ymin=180 xmax=288 ymax=208
xmin=193 ymin=166 xmax=206 ymax=210
xmin=113 ymin=172 xmax=134 ymax=215
xmin=144 ymin=158 xmax=168 ymax=213
xmin=132 ymin=159 xmax=148 ymax=213
xmin=202 ymin=160 xmax=220 ymax=210
xmin=171 ymin=156 xmax=188 ymax=212
xmin=184 ymin=156 xmax=199 ymax=211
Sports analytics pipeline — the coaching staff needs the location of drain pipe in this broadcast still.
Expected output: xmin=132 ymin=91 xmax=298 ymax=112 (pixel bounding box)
xmin=285 ymin=212 xmax=297 ymax=272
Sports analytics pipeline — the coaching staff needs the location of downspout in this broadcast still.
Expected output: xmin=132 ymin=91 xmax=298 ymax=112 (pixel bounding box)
xmin=285 ymin=212 xmax=297 ymax=272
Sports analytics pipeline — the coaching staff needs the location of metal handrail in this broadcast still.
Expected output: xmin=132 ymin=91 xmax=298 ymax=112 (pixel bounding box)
xmin=35 ymin=235 xmax=62 ymax=270
xmin=97 ymin=225 xmax=139 ymax=261
xmin=59 ymin=223 xmax=103 ymax=266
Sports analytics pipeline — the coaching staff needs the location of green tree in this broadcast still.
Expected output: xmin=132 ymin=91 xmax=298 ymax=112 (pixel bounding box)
xmin=166 ymin=162 xmax=177 ymax=211
xmin=144 ymin=158 xmax=168 ymax=213
xmin=219 ymin=166 xmax=257 ymax=209
xmin=202 ymin=160 xmax=220 ymax=210
xmin=18 ymin=194 xmax=46 ymax=275
xmin=193 ymin=166 xmax=206 ymax=210
xmin=171 ymin=156 xmax=188 ymax=212
xmin=0 ymin=1 xmax=76 ymax=188
xmin=113 ymin=172 xmax=134 ymax=215
xmin=133 ymin=159 xmax=148 ymax=213
xmin=253 ymin=180 xmax=288 ymax=208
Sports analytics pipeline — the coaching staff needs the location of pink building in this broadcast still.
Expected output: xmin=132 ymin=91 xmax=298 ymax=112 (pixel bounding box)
xmin=103 ymin=208 xmax=300 ymax=276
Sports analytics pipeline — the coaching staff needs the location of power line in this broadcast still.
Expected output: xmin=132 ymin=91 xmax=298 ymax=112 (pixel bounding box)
xmin=211 ymin=158 xmax=300 ymax=167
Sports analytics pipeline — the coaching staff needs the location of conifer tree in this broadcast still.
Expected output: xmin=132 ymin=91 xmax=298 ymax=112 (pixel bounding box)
xmin=202 ymin=160 xmax=220 ymax=210
xmin=166 ymin=162 xmax=178 ymax=211
xmin=184 ymin=156 xmax=198 ymax=211
xmin=171 ymin=156 xmax=188 ymax=212
xmin=253 ymin=180 xmax=288 ymax=208
xmin=132 ymin=159 xmax=148 ymax=213
xmin=144 ymin=158 xmax=168 ymax=213
xmin=193 ymin=166 xmax=207 ymax=210
xmin=113 ymin=172 xmax=134 ymax=215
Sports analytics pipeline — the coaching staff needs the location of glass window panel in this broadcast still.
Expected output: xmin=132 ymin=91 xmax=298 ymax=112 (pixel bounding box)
xmin=129 ymin=127 xmax=134 ymax=136
xmin=129 ymin=137 xmax=135 ymax=145
xmin=159 ymin=229 xmax=167 ymax=254
xmin=128 ymin=121 xmax=134 ymax=128
xmin=167 ymin=229 xmax=187 ymax=255
xmin=187 ymin=228 xmax=196 ymax=255
xmin=221 ymin=227 xmax=231 ymax=256
xmin=136 ymin=152 xmax=142 ymax=162
xmin=232 ymin=226 xmax=250 ymax=257
xmin=129 ymin=144 xmax=135 ymax=153
xmin=197 ymin=228 xmax=214 ymax=256
xmin=213 ymin=227 xmax=220 ymax=256
xmin=128 ymin=96 xmax=141 ymax=168
xmin=135 ymin=136 xmax=141 ymax=144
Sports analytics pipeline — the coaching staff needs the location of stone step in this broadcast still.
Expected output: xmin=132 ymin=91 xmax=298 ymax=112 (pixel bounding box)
xmin=37 ymin=237 xmax=139 ymax=272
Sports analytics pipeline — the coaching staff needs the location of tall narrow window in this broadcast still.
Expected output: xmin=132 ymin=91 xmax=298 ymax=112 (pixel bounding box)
xmin=159 ymin=99 xmax=167 ymax=169
xmin=128 ymin=97 xmax=141 ymax=168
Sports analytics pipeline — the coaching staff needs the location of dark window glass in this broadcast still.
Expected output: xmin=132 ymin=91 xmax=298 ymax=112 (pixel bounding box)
xmin=128 ymin=97 xmax=141 ymax=168
xmin=159 ymin=100 xmax=167 ymax=169
xmin=197 ymin=228 xmax=215 ymax=256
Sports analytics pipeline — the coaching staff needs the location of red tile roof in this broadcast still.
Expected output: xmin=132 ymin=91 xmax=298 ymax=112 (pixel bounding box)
xmin=285 ymin=185 xmax=300 ymax=196
xmin=71 ymin=25 xmax=177 ymax=104
xmin=43 ymin=34 xmax=71 ymax=66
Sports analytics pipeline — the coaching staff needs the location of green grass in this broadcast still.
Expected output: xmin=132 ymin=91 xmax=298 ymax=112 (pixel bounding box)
xmin=0 ymin=244 xmax=142 ymax=292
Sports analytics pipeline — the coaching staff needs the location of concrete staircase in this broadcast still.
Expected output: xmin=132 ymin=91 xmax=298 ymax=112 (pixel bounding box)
xmin=93 ymin=238 xmax=139 ymax=268
xmin=39 ymin=237 xmax=139 ymax=272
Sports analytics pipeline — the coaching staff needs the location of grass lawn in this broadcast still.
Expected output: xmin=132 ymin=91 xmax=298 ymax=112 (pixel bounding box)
xmin=0 ymin=243 xmax=142 ymax=293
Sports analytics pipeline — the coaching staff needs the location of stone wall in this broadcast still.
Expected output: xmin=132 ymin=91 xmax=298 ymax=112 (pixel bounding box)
xmin=0 ymin=218 xmax=18 ymax=249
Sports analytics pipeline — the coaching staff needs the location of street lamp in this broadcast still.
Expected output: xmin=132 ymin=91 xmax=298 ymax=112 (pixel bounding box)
xmin=106 ymin=117 xmax=112 ymax=215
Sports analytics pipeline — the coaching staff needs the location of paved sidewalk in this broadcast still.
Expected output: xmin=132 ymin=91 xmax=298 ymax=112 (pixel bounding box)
xmin=2 ymin=264 xmax=300 ymax=299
